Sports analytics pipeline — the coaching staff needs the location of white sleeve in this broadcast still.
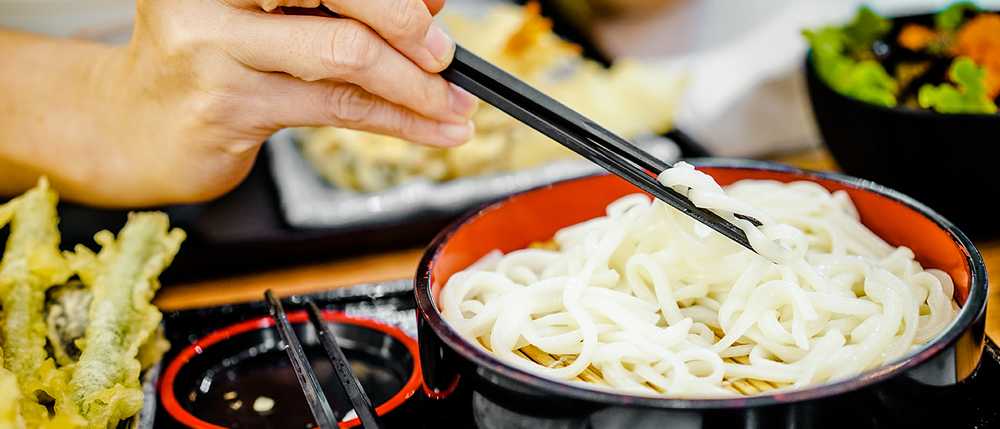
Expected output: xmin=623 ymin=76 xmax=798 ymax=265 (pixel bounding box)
xmin=0 ymin=0 xmax=135 ymax=43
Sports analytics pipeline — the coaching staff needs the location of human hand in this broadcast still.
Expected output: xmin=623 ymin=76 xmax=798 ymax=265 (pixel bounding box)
xmin=91 ymin=0 xmax=476 ymax=205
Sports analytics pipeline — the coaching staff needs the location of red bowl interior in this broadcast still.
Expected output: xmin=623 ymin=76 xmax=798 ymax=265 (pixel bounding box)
xmin=160 ymin=310 xmax=422 ymax=429
xmin=430 ymin=168 xmax=972 ymax=308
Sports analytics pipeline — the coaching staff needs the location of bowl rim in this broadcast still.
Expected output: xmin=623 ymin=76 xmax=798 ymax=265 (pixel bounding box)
xmin=414 ymin=158 xmax=988 ymax=409
xmin=159 ymin=310 xmax=422 ymax=428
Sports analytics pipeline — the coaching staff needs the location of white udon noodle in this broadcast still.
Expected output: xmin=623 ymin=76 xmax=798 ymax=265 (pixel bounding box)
xmin=440 ymin=162 xmax=960 ymax=397
xmin=440 ymin=163 xmax=958 ymax=397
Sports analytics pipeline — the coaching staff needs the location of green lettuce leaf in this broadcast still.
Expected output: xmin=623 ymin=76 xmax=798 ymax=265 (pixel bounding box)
xmin=918 ymin=57 xmax=998 ymax=114
xmin=842 ymin=6 xmax=892 ymax=53
xmin=804 ymin=6 xmax=897 ymax=106
xmin=935 ymin=1 xmax=980 ymax=31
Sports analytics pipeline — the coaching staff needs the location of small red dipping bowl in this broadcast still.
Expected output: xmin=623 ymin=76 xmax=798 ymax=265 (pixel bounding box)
xmin=160 ymin=310 xmax=421 ymax=428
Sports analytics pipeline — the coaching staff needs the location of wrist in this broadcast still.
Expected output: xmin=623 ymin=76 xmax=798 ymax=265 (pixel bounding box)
xmin=82 ymin=42 xmax=216 ymax=207
xmin=0 ymin=32 xmax=132 ymax=204
xmin=61 ymin=42 xmax=186 ymax=207
xmin=76 ymin=45 xmax=150 ymax=202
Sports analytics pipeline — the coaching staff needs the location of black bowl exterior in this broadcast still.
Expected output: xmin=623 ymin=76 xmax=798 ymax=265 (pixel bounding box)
xmin=805 ymin=54 xmax=1000 ymax=238
xmin=414 ymin=159 xmax=988 ymax=429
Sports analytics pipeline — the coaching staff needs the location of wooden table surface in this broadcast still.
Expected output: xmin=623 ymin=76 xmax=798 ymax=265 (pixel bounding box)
xmin=154 ymin=149 xmax=998 ymax=341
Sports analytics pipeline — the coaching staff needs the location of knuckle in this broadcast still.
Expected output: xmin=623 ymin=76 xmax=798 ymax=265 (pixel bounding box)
xmin=422 ymin=80 xmax=448 ymax=112
xmin=158 ymin=27 xmax=216 ymax=68
xmin=146 ymin=3 xmax=217 ymax=59
xmin=192 ymin=54 xmax=244 ymax=93
xmin=383 ymin=106 xmax=409 ymax=135
xmin=386 ymin=0 xmax=430 ymax=40
xmin=324 ymin=22 xmax=380 ymax=77
xmin=191 ymin=90 xmax=240 ymax=126
xmin=258 ymin=0 xmax=281 ymax=11
xmin=326 ymin=85 xmax=377 ymax=124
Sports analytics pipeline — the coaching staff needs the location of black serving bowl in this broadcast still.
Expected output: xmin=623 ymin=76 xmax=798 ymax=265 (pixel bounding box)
xmin=414 ymin=159 xmax=988 ymax=429
xmin=804 ymin=13 xmax=1000 ymax=238
xmin=160 ymin=310 xmax=422 ymax=428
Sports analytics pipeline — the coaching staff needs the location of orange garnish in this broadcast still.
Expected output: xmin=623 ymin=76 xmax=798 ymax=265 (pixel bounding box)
xmin=503 ymin=2 xmax=550 ymax=56
xmin=954 ymin=13 xmax=1000 ymax=98
xmin=898 ymin=23 xmax=938 ymax=51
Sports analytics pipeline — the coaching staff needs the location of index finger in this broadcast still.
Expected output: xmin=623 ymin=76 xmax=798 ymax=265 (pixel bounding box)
xmin=321 ymin=0 xmax=454 ymax=73
xmin=221 ymin=11 xmax=475 ymax=123
xmin=224 ymin=0 xmax=453 ymax=72
xmin=225 ymin=0 xmax=444 ymax=16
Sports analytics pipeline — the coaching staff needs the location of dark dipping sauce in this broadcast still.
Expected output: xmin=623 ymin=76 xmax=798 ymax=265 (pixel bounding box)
xmin=172 ymin=320 xmax=414 ymax=428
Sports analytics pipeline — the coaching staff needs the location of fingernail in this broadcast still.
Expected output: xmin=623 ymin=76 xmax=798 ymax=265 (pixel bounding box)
xmin=449 ymin=83 xmax=478 ymax=117
xmin=425 ymin=25 xmax=454 ymax=64
xmin=439 ymin=120 xmax=474 ymax=144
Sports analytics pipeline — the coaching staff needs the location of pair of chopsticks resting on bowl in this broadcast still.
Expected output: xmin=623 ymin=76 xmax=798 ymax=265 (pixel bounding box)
xmin=264 ymin=291 xmax=383 ymax=429
xmin=442 ymin=45 xmax=761 ymax=252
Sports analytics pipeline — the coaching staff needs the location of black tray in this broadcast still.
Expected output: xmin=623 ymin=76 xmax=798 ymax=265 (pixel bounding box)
xmin=156 ymin=280 xmax=1000 ymax=428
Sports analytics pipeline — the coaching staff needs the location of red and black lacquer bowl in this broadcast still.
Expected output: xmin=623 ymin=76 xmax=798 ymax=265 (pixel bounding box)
xmin=414 ymin=159 xmax=988 ymax=429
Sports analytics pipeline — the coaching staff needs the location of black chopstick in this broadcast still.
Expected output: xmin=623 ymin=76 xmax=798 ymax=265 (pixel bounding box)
xmin=264 ymin=290 xmax=339 ymax=429
xmin=441 ymin=45 xmax=758 ymax=252
xmin=304 ymin=299 xmax=383 ymax=429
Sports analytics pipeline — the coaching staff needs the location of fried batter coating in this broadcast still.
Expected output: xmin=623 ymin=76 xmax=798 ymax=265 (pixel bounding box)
xmin=45 ymin=282 xmax=92 ymax=366
xmin=0 ymin=179 xmax=74 ymax=426
xmin=136 ymin=326 xmax=170 ymax=372
xmin=0 ymin=181 xmax=180 ymax=428
xmin=45 ymin=283 xmax=168 ymax=373
xmin=0 ymin=350 xmax=25 ymax=429
xmin=65 ymin=213 xmax=184 ymax=428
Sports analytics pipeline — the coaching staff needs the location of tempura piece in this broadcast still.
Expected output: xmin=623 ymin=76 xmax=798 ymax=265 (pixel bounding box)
xmin=136 ymin=326 xmax=171 ymax=372
xmin=0 ymin=179 xmax=74 ymax=426
xmin=299 ymin=127 xmax=449 ymax=191
xmin=494 ymin=2 xmax=581 ymax=79
xmin=0 ymin=203 xmax=11 ymax=229
xmin=0 ymin=351 xmax=25 ymax=429
xmin=45 ymin=283 xmax=167 ymax=372
xmin=45 ymin=282 xmax=92 ymax=366
xmin=443 ymin=2 xmax=580 ymax=80
xmin=65 ymin=213 xmax=185 ymax=428
xmin=0 ymin=181 xmax=179 ymax=427
xmin=300 ymin=2 xmax=684 ymax=192
xmin=40 ymin=369 xmax=84 ymax=428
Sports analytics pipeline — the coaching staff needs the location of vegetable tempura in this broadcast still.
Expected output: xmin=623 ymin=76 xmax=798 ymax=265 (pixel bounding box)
xmin=0 ymin=179 xmax=185 ymax=428
xmin=299 ymin=2 xmax=685 ymax=192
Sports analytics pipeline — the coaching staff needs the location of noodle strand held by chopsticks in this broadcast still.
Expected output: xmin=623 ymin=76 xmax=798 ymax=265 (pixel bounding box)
xmin=441 ymin=163 xmax=958 ymax=397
